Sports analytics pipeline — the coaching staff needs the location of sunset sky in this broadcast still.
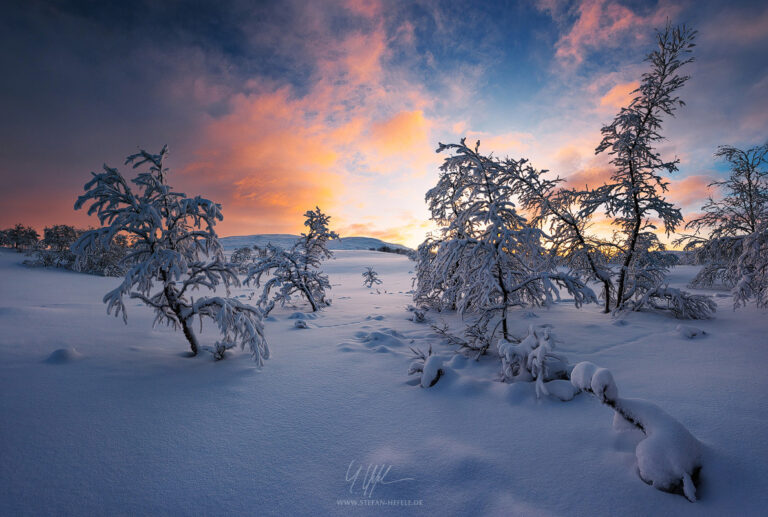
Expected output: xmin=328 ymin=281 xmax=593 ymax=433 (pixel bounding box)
xmin=1 ymin=0 xmax=766 ymax=247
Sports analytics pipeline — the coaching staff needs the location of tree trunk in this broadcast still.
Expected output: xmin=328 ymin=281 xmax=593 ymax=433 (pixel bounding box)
xmin=179 ymin=316 xmax=200 ymax=356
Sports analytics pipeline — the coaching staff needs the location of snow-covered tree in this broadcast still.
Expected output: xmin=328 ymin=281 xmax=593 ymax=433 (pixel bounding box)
xmin=685 ymin=143 xmax=768 ymax=240
xmin=73 ymin=233 xmax=132 ymax=277
xmin=415 ymin=140 xmax=597 ymax=352
xmin=230 ymin=246 xmax=254 ymax=274
xmin=580 ymin=23 xmax=697 ymax=312
xmin=73 ymin=146 xmax=268 ymax=363
xmin=362 ymin=267 xmax=382 ymax=288
xmin=513 ymin=164 xmax=615 ymax=312
xmin=733 ymin=222 xmax=768 ymax=308
xmin=246 ymin=207 xmax=338 ymax=313
xmin=677 ymin=143 xmax=768 ymax=306
xmin=4 ymin=223 xmax=39 ymax=250
xmin=26 ymin=224 xmax=79 ymax=268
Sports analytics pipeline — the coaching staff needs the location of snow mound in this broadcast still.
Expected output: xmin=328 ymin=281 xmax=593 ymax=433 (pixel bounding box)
xmin=359 ymin=330 xmax=405 ymax=348
xmin=617 ymin=398 xmax=703 ymax=501
xmin=288 ymin=312 xmax=318 ymax=320
xmin=544 ymin=379 xmax=579 ymax=401
xmin=675 ymin=325 xmax=707 ymax=339
xmin=294 ymin=320 xmax=310 ymax=329
xmin=44 ymin=347 xmax=82 ymax=364
xmin=571 ymin=361 xmax=702 ymax=501
xmin=420 ymin=355 xmax=444 ymax=388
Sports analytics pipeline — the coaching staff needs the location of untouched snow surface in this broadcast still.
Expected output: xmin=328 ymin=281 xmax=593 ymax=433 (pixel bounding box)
xmin=1 ymin=249 xmax=767 ymax=515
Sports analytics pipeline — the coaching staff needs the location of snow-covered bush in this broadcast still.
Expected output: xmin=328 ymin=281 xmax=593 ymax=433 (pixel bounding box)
xmin=498 ymin=325 xmax=569 ymax=398
xmin=2 ymin=223 xmax=39 ymax=251
xmin=73 ymin=233 xmax=132 ymax=277
xmin=628 ymin=285 xmax=716 ymax=319
xmin=408 ymin=344 xmax=443 ymax=388
xmin=415 ymin=139 xmax=597 ymax=353
xmin=406 ymin=304 xmax=428 ymax=323
xmin=246 ymin=207 xmax=339 ymax=314
xmin=73 ymin=146 xmax=268 ymax=364
xmin=362 ymin=267 xmax=382 ymax=288
xmin=571 ymin=361 xmax=702 ymax=501
xmin=733 ymin=222 xmax=768 ymax=308
xmin=25 ymin=225 xmax=79 ymax=268
xmin=230 ymin=246 xmax=255 ymax=274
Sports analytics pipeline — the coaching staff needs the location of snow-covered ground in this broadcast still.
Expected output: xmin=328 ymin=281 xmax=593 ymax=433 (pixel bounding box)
xmin=1 ymin=248 xmax=767 ymax=515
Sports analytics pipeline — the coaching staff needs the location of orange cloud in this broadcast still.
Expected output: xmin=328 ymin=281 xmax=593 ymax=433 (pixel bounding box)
xmin=176 ymin=17 xmax=441 ymax=240
xmin=370 ymin=110 xmax=431 ymax=156
xmin=600 ymin=81 xmax=639 ymax=109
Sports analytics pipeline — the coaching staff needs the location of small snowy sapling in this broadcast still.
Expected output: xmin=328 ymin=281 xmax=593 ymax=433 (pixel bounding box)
xmin=362 ymin=267 xmax=382 ymax=288
xmin=247 ymin=207 xmax=339 ymax=313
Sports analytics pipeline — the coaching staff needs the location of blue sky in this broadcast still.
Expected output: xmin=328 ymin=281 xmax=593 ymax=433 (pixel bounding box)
xmin=1 ymin=0 xmax=766 ymax=246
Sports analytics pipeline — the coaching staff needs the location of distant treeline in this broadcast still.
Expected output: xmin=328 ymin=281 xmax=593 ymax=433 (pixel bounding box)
xmin=0 ymin=223 xmax=131 ymax=276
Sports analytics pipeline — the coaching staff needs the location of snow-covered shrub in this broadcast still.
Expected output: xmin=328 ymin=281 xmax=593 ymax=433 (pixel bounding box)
xmin=246 ymin=207 xmax=338 ymax=314
xmin=675 ymin=325 xmax=706 ymax=339
xmin=628 ymin=285 xmax=716 ymax=319
xmin=73 ymin=146 xmax=268 ymax=364
xmin=408 ymin=344 xmax=443 ymax=388
xmin=247 ymin=243 xmax=332 ymax=314
xmin=73 ymin=233 xmax=132 ymax=277
xmin=571 ymin=361 xmax=702 ymax=501
xmin=734 ymin=222 xmax=768 ymax=308
xmin=230 ymin=246 xmax=254 ymax=274
xmin=415 ymin=139 xmax=597 ymax=352
xmin=362 ymin=267 xmax=382 ymax=288
xmin=498 ymin=325 xmax=569 ymax=398
xmin=25 ymin=225 xmax=79 ymax=269
xmin=2 ymin=223 xmax=39 ymax=251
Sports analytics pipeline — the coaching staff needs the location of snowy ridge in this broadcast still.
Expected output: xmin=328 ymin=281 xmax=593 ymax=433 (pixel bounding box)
xmin=220 ymin=234 xmax=410 ymax=252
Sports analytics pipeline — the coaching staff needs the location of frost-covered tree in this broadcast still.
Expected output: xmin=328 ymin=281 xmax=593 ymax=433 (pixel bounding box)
xmin=362 ymin=267 xmax=382 ymax=288
xmin=247 ymin=207 xmax=338 ymax=313
xmin=230 ymin=246 xmax=255 ymax=274
xmin=513 ymin=165 xmax=615 ymax=312
xmin=686 ymin=143 xmax=768 ymax=239
xmin=5 ymin=223 xmax=39 ymax=250
xmin=581 ymin=23 xmax=697 ymax=312
xmin=73 ymin=233 xmax=132 ymax=277
xmin=73 ymin=146 xmax=268 ymax=363
xmin=733 ymin=222 xmax=768 ymax=308
xmin=27 ymin=224 xmax=79 ymax=268
xmin=677 ymin=143 xmax=768 ymax=304
xmin=415 ymin=140 xmax=597 ymax=351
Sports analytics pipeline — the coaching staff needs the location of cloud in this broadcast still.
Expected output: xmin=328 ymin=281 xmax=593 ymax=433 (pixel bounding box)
xmin=370 ymin=110 xmax=431 ymax=156
xmin=599 ymin=81 xmax=639 ymax=109
xmin=540 ymin=0 xmax=682 ymax=66
xmin=666 ymin=175 xmax=714 ymax=207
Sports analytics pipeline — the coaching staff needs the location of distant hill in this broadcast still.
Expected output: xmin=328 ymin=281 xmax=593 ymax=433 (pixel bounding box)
xmin=219 ymin=234 xmax=411 ymax=252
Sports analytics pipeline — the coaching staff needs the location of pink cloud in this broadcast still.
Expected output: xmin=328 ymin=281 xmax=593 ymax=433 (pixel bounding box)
xmin=666 ymin=175 xmax=714 ymax=207
xmin=543 ymin=0 xmax=682 ymax=66
xmin=599 ymin=81 xmax=639 ymax=109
